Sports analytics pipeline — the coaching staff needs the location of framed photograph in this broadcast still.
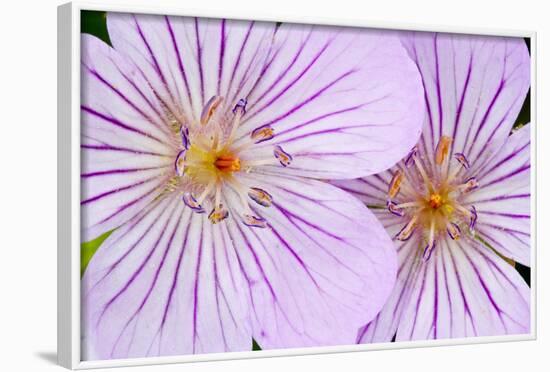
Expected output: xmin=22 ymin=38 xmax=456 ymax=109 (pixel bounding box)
xmin=58 ymin=1 xmax=536 ymax=369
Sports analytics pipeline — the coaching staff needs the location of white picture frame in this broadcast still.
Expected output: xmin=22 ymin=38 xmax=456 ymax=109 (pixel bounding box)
xmin=58 ymin=1 xmax=537 ymax=369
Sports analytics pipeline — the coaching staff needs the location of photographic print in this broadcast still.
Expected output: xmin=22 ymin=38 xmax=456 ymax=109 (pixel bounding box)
xmin=77 ymin=9 xmax=531 ymax=362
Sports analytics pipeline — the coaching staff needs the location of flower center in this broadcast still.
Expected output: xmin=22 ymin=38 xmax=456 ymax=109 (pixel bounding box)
xmin=166 ymin=96 xmax=292 ymax=227
xmin=428 ymin=193 xmax=443 ymax=209
xmin=386 ymin=136 xmax=479 ymax=261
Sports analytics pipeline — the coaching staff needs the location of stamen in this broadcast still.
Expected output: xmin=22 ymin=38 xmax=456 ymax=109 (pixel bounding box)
xmin=412 ymin=155 xmax=433 ymax=191
xmin=208 ymin=205 xmax=229 ymax=224
xmin=274 ymin=145 xmax=293 ymax=167
xmin=214 ymin=184 xmax=222 ymax=209
xmin=422 ymin=240 xmax=436 ymax=261
xmin=396 ymin=215 xmax=418 ymax=241
xmin=422 ymin=220 xmax=436 ymax=261
xmin=388 ymin=169 xmax=404 ymax=199
xmin=251 ymin=125 xmax=275 ymax=144
xmin=232 ymin=98 xmax=247 ymax=115
xmin=195 ymin=180 xmax=216 ymax=206
xmin=200 ymin=95 xmax=223 ymax=125
xmin=395 ymin=201 xmax=422 ymax=209
xmin=174 ymin=150 xmax=187 ymax=176
xmin=447 ymin=222 xmax=461 ymax=240
xmin=405 ymin=146 xmax=418 ymax=167
xmin=248 ymin=187 xmax=273 ymax=207
xmin=458 ymin=177 xmax=479 ymax=193
xmin=387 ymin=200 xmax=404 ymax=217
xmin=243 ymin=214 xmax=267 ymax=228
xmin=469 ymin=205 xmax=478 ymax=232
xmin=180 ymin=126 xmax=190 ymax=149
xmin=182 ymin=192 xmax=205 ymax=213
xmin=225 ymin=98 xmax=246 ymax=146
xmin=435 ymin=136 xmax=452 ymax=165
xmin=454 ymin=152 xmax=470 ymax=169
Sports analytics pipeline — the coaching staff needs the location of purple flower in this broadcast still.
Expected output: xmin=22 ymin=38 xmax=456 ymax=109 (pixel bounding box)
xmin=333 ymin=32 xmax=531 ymax=341
xmin=80 ymin=14 xmax=425 ymax=358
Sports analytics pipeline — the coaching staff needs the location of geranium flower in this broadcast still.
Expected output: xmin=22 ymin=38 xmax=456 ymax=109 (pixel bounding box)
xmin=80 ymin=13 xmax=425 ymax=358
xmin=333 ymin=32 xmax=531 ymax=341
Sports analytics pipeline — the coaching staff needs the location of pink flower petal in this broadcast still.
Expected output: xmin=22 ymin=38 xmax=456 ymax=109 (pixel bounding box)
xmin=223 ymin=173 xmax=397 ymax=348
xmin=331 ymin=170 xmax=393 ymax=207
xmin=106 ymin=13 xmax=276 ymax=121
xmin=81 ymin=35 xmax=175 ymax=241
xmin=359 ymin=235 xmax=529 ymax=343
xmin=357 ymin=236 xmax=418 ymax=342
xmin=395 ymin=236 xmax=529 ymax=340
xmin=400 ymin=32 xmax=530 ymax=172
xmin=464 ymin=124 xmax=531 ymax=265
xmin=82 ymin=195 xmax=252 ymax=359
xmin=232 ymin=25 xmax=425 ymax=179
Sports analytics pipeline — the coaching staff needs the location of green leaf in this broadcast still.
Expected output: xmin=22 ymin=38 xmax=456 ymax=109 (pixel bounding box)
xmin=81 ymin=10 xmax=111 ymax=46
xmin=81 ymin=230 xmax=112 ymax=277
xmin=252 ymin=339 xmax=262 ymax=351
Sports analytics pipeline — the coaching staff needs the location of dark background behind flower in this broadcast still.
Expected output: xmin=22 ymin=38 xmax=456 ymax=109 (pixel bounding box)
xmin=80 ymin=10 xmax=531 ymax=347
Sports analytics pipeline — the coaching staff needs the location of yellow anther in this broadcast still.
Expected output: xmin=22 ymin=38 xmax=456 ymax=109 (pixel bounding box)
xmin=200 ymin=95 xmax=223 ymax=125
xmin=388 ymin=169 xmax=404 ymax=199
xmin=251 ymin=125 xmax=275 ymax=144
xmin=208 ymin=205 xmax=229 ymax=224
xmin=435 ymin=136 xmax=452 ymax=165
xmin=396 ymin=215 xmax=418 ymax=241
xmin=248 ymin=187 xmax=273 ymax=207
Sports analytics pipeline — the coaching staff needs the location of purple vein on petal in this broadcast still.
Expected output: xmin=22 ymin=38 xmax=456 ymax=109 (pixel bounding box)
xmin=408 ymin=261 xmax=429 ymax=339
xmin=83 ymin=63 xmax=168 ymax=136
xmin=228 ymin=220 xmax=277 ymax=300
xmin=481 ymin=164 xmax=530 ymax=188
xmin=81 ymin=166 xmax=167 ymax=178
xmin=224 ymin=21 xmax=254 ymax=101
xmin=94 ymin=182 xmax=165 ymax=230
xmin=95 ymin=200 xmax=177 ymax=328
xmin=81 ymin=144 xmax=166 ymax=157
xmin=274 ymin=106 xmax=364 ymax=139
xmin=446 ymin=245 xmax=478 ymax=336
xmin=194 ymin=18 xmax=205 ymax=104
xmin=476 ymin=141 xmax=529 ymax=180
xmin=157 ymin=210 xmax=194 ymax=346
xmin=85 ymin=198 xmax=166 ymax=297
xmin=262 ymin=68 xmax=357 ymax=129
xmin=434 ymin=34 xmax=444 ymax=139
xmin=456 ymin=240 xmax=508 ymax=332
xmin=440 ymin=249 xmax=455 ymax=336
xmin=244 ymin=28 xmax=313 ymax=118
xmin=474 ymin=93 xmax=526 ymax=164
xmin=82 ymin=105 xmax=165 ymax=145
xmin=229 ymin=220 xmax=307 ymax=336
xmin=81 ymin=174 xmax=159 ymax=205
xmin=217 ymin=19 xmax=226 ymax=95
xmin=245 ymin=36 xmax=333 ymax=125
xmin=165 ymin=15 xmax=194 ymax=110
xmin=268 ymin=205 xmax=369 ymax=290
xmin=104 ymin=203 xmax=180 ymax=356
xmin=449 ymin=51 xmax=474 ymax=157
xmin=191 ymin=218 xmax=204 ymax=353
xmin=110 ymin=58 xmax=167 ymax=128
